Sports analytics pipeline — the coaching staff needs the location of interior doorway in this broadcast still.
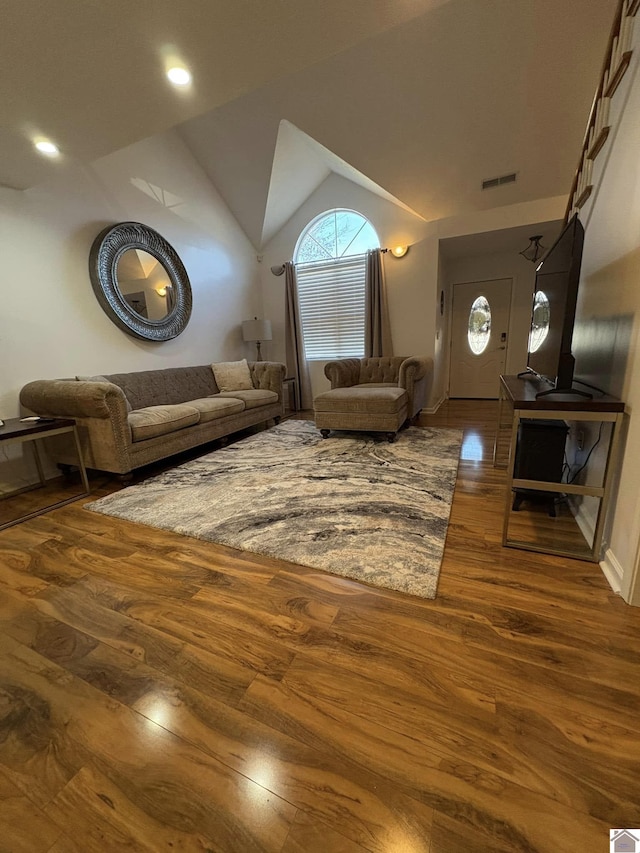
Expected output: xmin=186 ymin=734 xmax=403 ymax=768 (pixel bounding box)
xmin=449 ymin=278 xmax=512 ymax=398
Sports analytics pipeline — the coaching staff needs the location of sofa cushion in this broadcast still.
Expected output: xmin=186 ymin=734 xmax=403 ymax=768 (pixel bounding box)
xmin=314 ymin=385 xmax=407 ymax=415
xmin=128 ymin=404 xmax=200 ymax=442
xmin=105 ymin=366 xmax=218 ymax=410
xmin=77 ymin=374 xmax=132 ymax=412
xmin=211 ymin=359 xmax=254 ymax=392
xmin=217 ymin=389 xmax=278 ymax=410
xmin=188 ymin=396 xmax=245 ymax=422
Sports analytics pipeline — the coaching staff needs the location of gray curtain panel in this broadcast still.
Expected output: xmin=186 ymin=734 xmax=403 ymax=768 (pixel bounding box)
xmin=284 ymin=261 xmax=313 ymax=410
xmin=365 ymin=249 xmax=393 ymax=357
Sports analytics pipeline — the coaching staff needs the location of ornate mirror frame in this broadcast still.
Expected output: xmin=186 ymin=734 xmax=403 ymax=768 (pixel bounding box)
xmin=89 ymin=221 xmax=192 ymax=341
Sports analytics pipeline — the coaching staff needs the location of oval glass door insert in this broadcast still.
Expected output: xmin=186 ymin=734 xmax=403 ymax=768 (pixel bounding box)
xmin=467 ymin=296 xmax=491 ymax=355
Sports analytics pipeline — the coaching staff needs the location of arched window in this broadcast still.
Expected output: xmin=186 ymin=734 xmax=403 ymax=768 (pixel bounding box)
xmin=294 ymin=209 xmax=379 ymax=359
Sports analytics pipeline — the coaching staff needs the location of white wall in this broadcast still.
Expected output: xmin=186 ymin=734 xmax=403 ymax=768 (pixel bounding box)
xmin=570 ymin=29 xmax=640 ymax=604
xmin=0 ymin=128 xmax=262 ymax=422
xmin=433 ymin=252 xmax=450 ymax=410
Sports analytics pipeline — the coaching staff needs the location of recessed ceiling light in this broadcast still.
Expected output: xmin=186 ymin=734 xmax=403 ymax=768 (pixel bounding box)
xmin=34 ymin=139 xmax=60 ymax=157
xmin=167 ymin=66 xmax=191 ymax=86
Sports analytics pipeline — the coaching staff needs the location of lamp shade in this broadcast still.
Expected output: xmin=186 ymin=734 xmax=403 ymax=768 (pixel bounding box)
xmin=242 ymin=318 xmax=272 ymax=342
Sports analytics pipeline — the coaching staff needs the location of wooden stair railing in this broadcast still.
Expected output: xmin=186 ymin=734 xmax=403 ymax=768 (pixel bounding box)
xmin=564 ymin=0 xmax=637 ymax=223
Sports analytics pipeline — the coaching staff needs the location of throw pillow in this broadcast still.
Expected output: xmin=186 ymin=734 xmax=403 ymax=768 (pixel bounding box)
xmin=76 ymin=375 xmax=132 ymax=412
xmin=211 ymin=359 xmax=254 ymax=392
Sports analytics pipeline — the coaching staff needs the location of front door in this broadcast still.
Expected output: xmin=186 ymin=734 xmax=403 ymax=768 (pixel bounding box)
xmin=449 ymin=278 xmax=512 ymax=398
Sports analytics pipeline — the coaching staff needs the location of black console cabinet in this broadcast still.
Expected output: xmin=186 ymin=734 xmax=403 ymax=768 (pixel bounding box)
xmin=512 ymin=419 xmax=569 ymax=516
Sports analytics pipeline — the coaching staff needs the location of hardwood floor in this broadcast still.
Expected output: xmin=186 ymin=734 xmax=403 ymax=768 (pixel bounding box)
xmin=1 ymin=401 xmax=639 ymax=852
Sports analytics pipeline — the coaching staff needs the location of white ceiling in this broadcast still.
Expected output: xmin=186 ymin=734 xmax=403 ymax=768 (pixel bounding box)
xmin=2 ymin=0 xmax=617 ymax=250
xmin=439 ymin=220 xmax=564 ymax=260
xmin=0 ymin=0 xmax=447 ymax=189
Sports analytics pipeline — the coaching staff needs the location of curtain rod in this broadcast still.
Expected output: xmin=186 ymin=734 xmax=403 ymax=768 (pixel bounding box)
xmin=270 ymin=247 xmax=403 ymax=275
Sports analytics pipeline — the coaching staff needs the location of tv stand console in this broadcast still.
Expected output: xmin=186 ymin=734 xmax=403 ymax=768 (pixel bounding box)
xmin=495 ymin=374 xmax=625 ymax=561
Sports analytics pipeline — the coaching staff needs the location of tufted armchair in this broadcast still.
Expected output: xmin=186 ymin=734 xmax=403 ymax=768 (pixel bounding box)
xmin=314 ymin=356 xmax=433 ymax=441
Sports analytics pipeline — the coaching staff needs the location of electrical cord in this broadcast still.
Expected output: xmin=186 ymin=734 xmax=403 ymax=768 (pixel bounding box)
xmin=568 ymin=422 xmax=603 ymax=484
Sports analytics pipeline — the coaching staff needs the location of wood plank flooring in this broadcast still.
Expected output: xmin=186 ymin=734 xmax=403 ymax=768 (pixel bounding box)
xmin=1 ymin=401 xmax=639 ymax=852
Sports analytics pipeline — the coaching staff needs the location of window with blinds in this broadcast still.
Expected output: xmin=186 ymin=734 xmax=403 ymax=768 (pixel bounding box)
xmin=296 ymin=255 xmax=367 ymax=359
xmin=293 ymin=209 xmax=379 ymax=360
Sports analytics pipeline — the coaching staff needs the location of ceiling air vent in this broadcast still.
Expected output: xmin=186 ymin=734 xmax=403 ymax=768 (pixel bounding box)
xmin=482 ymin=172 xmax=517 ymax=190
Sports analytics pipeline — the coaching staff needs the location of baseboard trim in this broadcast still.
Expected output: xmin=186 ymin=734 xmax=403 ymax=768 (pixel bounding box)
xmin=424 ymin=395 xmax=447 ymax=415
xmin=570 ymin=498 xmax=596 ymax=545
xmin=570 ymin=498 xmax=625 ymax=596
xmin=600 ymin=548 xmax=624 ymax=595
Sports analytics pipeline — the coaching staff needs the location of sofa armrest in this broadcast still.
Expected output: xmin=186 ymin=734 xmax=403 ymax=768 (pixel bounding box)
xmin=324 ymin=359 xmax=361 ymax=388
xmin=20 ymin=379 xmax=133 ymax=473
xmin=20 ymin=379 xmax=129 ymax=420
xmin=398 ymin=357 xmax=434 ymax=418
xmin=249 ymin=362 xmax=286 ymax=400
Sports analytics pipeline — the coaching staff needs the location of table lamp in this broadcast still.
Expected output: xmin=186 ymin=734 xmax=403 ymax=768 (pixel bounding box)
xmin=242 ymin=317 xmax=272 ymax=361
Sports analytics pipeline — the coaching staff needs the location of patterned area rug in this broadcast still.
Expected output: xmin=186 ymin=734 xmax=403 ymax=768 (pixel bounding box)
xmin=87 ymin=420 xmax=463 ymax=599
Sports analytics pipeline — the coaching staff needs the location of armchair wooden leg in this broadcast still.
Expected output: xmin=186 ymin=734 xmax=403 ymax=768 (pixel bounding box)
xmin=320 ymin=429 xmax=330 ymax=439
xmin=386 ymin=432 xmax=397 ymax=443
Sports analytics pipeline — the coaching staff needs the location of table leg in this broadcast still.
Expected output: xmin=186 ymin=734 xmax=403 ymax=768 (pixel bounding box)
xmin=31 ymin=440 xmax=46 ymax=486
xmin=72 ymin=426 xmax=90 ymax=496
xmin=502 ymin=408 xmax=520 ymax=546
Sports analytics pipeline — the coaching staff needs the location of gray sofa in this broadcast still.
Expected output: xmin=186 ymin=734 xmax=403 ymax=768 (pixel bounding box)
xmin=20 ymin=362 xmax=285 ymax=480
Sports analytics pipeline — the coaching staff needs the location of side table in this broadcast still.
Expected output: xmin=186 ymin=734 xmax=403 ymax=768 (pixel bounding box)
xmin=0 ymin=418 xmax=90 ymax=530
xmin=283 ymin=377 xmax=299 ymax=413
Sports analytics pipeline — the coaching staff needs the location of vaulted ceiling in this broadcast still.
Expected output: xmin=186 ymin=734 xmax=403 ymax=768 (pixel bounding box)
xmin=2 ymin=0 xmax=617 ymax=249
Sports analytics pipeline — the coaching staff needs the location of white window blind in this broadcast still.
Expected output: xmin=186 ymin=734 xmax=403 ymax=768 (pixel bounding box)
xmin=296 ymin=254 xmax=367 ymax=360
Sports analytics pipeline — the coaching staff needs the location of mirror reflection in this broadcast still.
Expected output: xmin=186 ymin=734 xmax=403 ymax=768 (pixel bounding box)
xmin=115 ymin=249 xmax=175 ymax=320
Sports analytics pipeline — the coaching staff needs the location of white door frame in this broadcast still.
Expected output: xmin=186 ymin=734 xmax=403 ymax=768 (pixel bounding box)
xmin=447 ymin=276 xmax=515 ymax=399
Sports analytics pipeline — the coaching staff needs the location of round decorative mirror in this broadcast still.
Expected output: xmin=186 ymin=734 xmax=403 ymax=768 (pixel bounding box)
xmin=89 ymin=222 xmax=192 ymax=341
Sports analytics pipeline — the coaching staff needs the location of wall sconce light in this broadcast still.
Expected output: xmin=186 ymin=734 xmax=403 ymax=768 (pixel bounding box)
xmin=390 ymin=245 xmax=409 ymax=258
xmin=156 ymin=286 xmax=168 ymax=297
xmin=270 ymin=264 xmax=286 ymax=276
xmin=519 ymin=235 xmax=545 ymax=263
xmin=242 ymin=317 xmax=272 ymax=361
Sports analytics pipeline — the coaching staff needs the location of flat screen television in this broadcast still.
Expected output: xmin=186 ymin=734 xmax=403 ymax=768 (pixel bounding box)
xmin=525 ymin=213 xmax=587 ymax=397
